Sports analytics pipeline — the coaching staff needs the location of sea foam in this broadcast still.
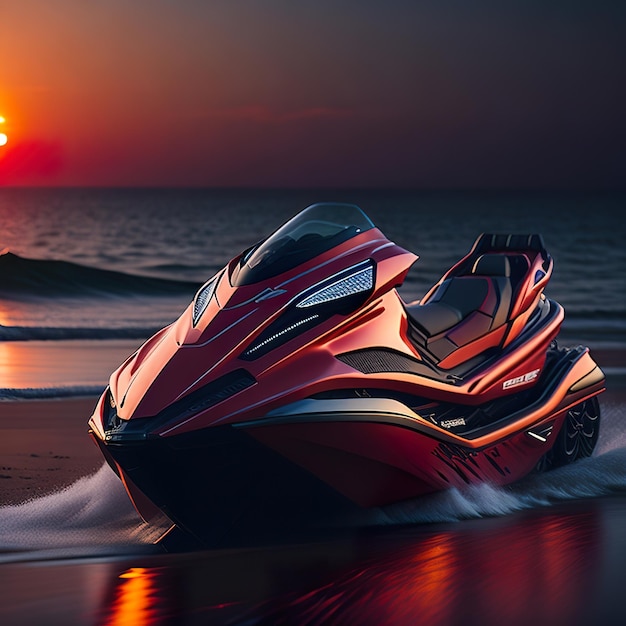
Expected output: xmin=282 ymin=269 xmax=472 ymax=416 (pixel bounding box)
xmin=377 ymin=402 xmax=626 ymax=526
xmin=0 ymin=463 xmax=160 ymax=560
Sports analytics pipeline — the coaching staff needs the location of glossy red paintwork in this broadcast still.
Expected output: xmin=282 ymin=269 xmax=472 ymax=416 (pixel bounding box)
xmin=107 ymin=229 xmax=418 ymax=429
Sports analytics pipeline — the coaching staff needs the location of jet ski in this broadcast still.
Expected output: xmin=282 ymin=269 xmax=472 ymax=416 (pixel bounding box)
xmin=88 ymin=202 xmax=605 ymax=549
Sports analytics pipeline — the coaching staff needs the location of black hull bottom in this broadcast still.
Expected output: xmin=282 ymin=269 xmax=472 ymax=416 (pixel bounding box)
xmin=92 ymin=425 xmax=361 ymax=549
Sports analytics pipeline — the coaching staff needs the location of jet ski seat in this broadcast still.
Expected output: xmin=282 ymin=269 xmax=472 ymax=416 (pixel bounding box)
xmin=405 ymin=253 xmax=531 ymax=363
xmin=469 ymin=253 xmax=513 ymax=327
xmin=407 ymin=254 xmax=512 ymax=335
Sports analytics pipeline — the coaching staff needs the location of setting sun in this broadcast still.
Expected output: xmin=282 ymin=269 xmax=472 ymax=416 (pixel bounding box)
xmin=0 ymin=115 xmax=6 ymax=146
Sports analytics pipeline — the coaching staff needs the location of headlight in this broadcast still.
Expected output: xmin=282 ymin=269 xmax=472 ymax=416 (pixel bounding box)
xmin=192 ymin=272 xmax=221 ymax=326
xmin=296 ymin=260 xmax=374 ymax=308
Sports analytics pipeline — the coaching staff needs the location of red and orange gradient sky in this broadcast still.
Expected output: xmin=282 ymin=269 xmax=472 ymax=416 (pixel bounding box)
xmin=1 ymin=1 xmax=624 ymax=189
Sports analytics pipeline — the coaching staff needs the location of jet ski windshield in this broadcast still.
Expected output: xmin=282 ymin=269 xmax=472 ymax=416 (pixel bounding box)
xmin=231 ymin=202 xmax=375 ymax=286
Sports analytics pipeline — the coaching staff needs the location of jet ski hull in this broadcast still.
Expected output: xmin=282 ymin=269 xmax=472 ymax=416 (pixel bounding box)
xmin=90 ymin=343 xmax=603 ymax=548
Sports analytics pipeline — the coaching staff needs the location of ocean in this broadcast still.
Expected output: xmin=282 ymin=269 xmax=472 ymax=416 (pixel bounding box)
xmin=1 ymin=187 xmax=624 ymax=398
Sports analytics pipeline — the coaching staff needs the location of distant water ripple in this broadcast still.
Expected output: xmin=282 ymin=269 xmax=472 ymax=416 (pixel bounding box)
xmin=0 ymin=325 xmax=161 ymax=341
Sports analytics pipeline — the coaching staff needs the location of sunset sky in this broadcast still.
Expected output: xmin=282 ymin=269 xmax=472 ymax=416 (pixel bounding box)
xmin=1 ymin=1 xmax=624 ymax=189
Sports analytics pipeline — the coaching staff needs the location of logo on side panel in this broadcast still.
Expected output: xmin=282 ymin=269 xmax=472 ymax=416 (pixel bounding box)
xmin=502 ymin=368 xmax=540 ymax=390
xmin=441 ymin=418 xmax=466 ymax=429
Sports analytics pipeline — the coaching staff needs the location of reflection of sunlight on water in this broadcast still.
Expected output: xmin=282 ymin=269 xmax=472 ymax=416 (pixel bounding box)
xmin=0 ymin=340 xmax=135 ymax=390
xmin=236 ymin=510 xmax=599 ymax=625
xmin=96 ymin=504 xmax=603 ymax=625
xmin=102 ymin=568 xmax=165 ymax=626
xmin=373 ymin=537 xmax=456 ymax=625
xmin=0 ymin=342 xmax=22 ymax=388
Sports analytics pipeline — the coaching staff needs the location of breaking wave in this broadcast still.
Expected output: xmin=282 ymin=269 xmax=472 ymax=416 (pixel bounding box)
xmin=0 ymin=325 xmax=159 ymax=341
xmin=0 ymin=386 xmax=106 ymax=401
xmin=0 ymin=251 xmax=199 ymax=297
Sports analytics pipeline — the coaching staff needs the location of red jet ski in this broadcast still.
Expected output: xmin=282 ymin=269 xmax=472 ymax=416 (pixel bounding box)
xmin=88 ymin=202 xmax=605 ymax=549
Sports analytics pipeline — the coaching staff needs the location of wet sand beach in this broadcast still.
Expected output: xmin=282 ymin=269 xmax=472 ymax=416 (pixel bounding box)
xmin=0 ymin=397 xmax=102 ymax=506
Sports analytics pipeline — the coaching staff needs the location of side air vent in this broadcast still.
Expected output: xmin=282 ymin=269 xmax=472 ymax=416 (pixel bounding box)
xmin=337 ymin=348 xmax=425 ymax=375
xmin=336 ymin=348 xmax=464 ymax=385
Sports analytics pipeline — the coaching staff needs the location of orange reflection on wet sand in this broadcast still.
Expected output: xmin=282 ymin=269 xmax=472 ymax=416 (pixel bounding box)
xmin=0 ymin=339 xmax=137 ymax=389
xmin=0 ymin=342 xmax=28 ymax=389
xmin=0 ymin=340 xmax=76 ymax=389
xmin=101 ymin=568 xmax=164 ymax=626
xmin=93 ymin=505 xmax=602 ymax=625
xmin=224 ymin=508 xmax=601 ymax=625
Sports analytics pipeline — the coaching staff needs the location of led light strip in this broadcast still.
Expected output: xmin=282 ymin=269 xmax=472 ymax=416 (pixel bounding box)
xmin=193 ymin=276 xmax=219 ymax=326
xmin=244 ymin=314 xmax=319 ymax=355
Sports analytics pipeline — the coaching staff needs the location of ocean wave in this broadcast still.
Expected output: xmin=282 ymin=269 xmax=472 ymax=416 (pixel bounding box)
xmin=563 ymin=310 xmax=626 ymax=322
xmin=0 ymin=386 xmax=105 ymax=401
xmin=0 ymin=324 xmax=159 ymax=341
xmin=145 ymin=261 xmax=217 ymax=275
xmin=0 ymin=251 xmax=199 ymax=297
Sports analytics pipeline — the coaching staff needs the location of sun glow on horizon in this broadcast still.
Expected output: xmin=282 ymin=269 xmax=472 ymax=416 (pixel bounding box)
xmin=0 ymin=116 xmax=6 ymax=146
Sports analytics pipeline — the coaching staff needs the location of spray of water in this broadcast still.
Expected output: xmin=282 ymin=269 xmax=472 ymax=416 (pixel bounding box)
xmin=378 ymin=402 xmax=626 ymax=526
xmin=0 ymin=462 xmax=161 ymax=558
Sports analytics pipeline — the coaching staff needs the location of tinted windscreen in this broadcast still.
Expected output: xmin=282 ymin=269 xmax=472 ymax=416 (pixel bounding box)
xmin=231 ymin=203 xmax=375 ymax=286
